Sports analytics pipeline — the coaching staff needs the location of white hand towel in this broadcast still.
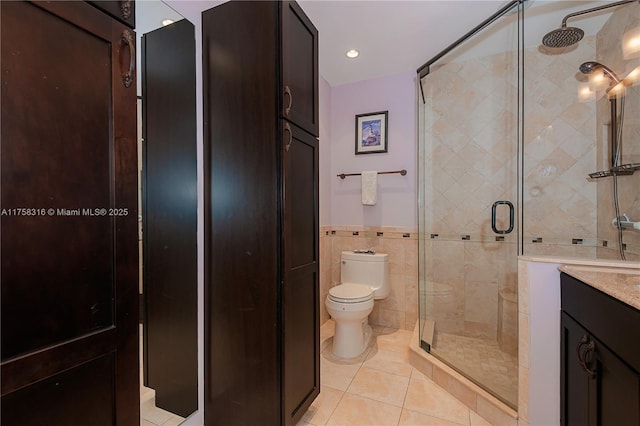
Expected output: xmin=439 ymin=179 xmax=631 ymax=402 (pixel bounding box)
xmin=361 ymin=171 xmax=378 ymax=206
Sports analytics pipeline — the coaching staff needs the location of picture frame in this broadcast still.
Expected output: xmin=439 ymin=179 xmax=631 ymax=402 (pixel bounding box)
xmin=355 ymin=111 xmax=388 ymax=155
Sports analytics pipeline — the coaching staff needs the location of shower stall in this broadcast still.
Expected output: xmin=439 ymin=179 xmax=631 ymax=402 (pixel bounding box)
xmin=417 ymin=0 xmax=640 ymax=409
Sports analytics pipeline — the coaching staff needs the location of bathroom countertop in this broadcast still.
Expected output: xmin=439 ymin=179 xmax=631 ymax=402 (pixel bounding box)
xmin=559 ymin=264 xmax=640 ymax=311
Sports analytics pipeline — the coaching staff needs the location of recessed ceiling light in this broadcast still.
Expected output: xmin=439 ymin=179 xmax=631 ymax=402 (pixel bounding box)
xmin=162 ymin=19 xmax=174 ymax=26
xmin=346 ymin=49 xmax=359 ymax=59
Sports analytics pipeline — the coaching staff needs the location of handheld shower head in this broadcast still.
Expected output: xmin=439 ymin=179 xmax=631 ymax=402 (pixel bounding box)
xmin=579 ymin=61 xmax=621 ymax=84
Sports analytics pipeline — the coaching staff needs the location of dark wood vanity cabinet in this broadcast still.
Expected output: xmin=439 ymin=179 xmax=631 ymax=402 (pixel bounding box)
xmin=203 ymin=1 xmax=319 ymax=425
xmin=560 ymin=273 xmax=640 ymax=426
xmin=1 ymin=1 xmax=138 ymax=425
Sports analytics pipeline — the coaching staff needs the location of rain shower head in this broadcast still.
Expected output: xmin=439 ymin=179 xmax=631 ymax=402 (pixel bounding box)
xmin=542 ymin=26 xmax=584 ymax=48
xmin=579 ymin=61 xmax=621 ymax=84
xmin=541 ymin=0 xmax=636 ymax=49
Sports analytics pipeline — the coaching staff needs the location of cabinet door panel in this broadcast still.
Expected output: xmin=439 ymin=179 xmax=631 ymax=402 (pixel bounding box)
xmin=289 ymin=130 xmax=317 ymax=267
xmin=282 ymin=121 xmax=319 ymax=425
xmin=2 ymin=355 xmax=115 ymax=426
xmin=283 ymin=268 xmax=319 ymax=420
xmin=1 ymin=2 xmax=138 ymax=424
xmin=595 ymin=336 xmax=640 ymax=426
xmin=281 ymin=1 xmax=319 ymax=136
xmin=2 ymin=0 xmax=114 ymax=358
xmin=562 ymin=312 xmax=640 ymax=426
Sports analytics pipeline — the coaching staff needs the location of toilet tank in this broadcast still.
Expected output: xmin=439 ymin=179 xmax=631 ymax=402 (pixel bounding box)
xmin=340 ymin=251 xmax=389 ymax=299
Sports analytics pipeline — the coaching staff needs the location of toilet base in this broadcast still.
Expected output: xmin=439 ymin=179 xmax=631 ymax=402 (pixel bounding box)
xmin=332 ymin=319 xmax=372 ymax=358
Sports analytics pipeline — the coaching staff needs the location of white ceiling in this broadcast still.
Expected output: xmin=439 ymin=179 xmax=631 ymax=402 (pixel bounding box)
xmin=163 ymin=0 xmax=621 ymax=87
xmin=297 ymin=0 xmax=616 ymax=86
xmin=298 ymin=0 xmax=504 ymax=86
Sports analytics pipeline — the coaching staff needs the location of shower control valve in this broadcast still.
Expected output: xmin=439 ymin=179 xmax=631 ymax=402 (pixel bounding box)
xmin=612 ymin=214 xmax=640 ymax=230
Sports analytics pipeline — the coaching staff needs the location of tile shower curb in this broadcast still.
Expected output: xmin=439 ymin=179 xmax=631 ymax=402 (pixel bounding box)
xmin=408 ymin=321 xmax=519 ymax=426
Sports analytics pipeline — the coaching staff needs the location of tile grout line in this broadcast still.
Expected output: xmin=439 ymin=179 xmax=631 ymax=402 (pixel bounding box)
xmin=320 ymin=326 xmax=474 ymax=426
xmin=344 ymin=346 xmax=368 ymax=393
xmin=321 ymin=344 xmax=368 ymax=426
xmin=395 ymin=367 xmax=416 ymax=426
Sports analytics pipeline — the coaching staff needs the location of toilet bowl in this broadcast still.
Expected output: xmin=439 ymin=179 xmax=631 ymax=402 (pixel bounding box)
xmin=325 ymin=283 xmax=374 ymax=358
xmin=325 ymin=251 xmax=389 ymax=358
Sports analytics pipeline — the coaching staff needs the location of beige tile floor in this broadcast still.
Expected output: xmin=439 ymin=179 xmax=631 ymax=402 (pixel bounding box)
xmin=140 ymin=325 xmax=185 ymax=426
xmin=140 ymin=385 xmax=185 ymax=426
xmin=298 ymin=321 xmax=493 ymax=426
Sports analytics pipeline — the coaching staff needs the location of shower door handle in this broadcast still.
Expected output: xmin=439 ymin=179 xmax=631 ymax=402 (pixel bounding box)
xmin=491 ymin=201 xmax=514 ymax=234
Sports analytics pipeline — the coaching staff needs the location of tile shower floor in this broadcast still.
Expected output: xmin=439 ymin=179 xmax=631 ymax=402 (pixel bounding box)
xmin=431 ymin=332 xmax=518 ymax=408
xmin=297 ymin=321 xmax=493 ymax=426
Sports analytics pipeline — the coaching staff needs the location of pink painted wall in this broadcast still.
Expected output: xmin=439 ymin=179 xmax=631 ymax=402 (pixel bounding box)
xmin=319 ymin=76 xmax=332 ymax=226
xmin=328 ymin=71 xmax=417 ymax=228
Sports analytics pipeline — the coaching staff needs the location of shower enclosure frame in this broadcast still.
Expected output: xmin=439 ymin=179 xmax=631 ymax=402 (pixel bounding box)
xmin=417 ymin=0 xmax=526 ymax=409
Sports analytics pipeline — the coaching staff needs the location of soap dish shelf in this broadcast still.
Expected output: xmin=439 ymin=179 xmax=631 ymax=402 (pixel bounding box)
xmin=588 ymin=163 xmax=640 ymax=179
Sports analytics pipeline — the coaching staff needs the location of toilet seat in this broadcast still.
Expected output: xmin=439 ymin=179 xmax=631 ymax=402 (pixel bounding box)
xmin=328 ymin=283 xmax=373 ymax=304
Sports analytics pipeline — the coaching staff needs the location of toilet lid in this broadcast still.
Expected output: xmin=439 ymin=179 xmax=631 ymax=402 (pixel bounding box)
xmin=328 ymin=283 xmax=373 ymax=303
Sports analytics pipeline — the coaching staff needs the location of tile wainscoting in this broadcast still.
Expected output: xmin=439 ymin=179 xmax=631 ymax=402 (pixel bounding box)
xmin=320 ymin=226 xmax=418 ymax=330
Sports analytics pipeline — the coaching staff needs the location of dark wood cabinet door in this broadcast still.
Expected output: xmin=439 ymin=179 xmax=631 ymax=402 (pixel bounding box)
xmin=142 ymin=18 xmax=197 ymax=419
xmin=281 ymin=121 xmax=319 ymax=426
xmin=593 ymin=334 xmax=640 ymax=426
xmin=561 ymin=312 xmax=640 ymax=426
xmin=1 ymin=2 xmax=138 ymax=424
xmin=281 ymin=1 xmax=319 ymax=137
xmin=561 ymin=312 xmax=593 ymax=426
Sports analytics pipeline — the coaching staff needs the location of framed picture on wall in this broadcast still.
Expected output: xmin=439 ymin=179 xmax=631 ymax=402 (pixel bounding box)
xmin=355 ymin=111 xmax=388 ymax=155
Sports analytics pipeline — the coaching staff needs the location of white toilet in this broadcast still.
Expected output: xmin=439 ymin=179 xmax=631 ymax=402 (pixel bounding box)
xmin=325 ymin=251 xmax=389 ymax=358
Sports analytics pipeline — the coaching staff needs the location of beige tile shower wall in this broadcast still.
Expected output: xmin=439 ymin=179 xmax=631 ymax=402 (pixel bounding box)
xmin=423 ymin=51 xmax=519 ymax=239
xmin=523 ymin=37 xmax=598 ymax=246
xmin=595 ymin=4 xmax=640 ymax=261
xmin=319 ymin=226 xmax=418 ymax=331
xmin=423 ymin=39 xmax=601 ymax=246
xmin=420 ymin=38 xmax=604 ymax=341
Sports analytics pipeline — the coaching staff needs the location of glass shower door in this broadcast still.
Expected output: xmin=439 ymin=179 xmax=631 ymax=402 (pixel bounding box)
xmin=417 ymin=2 xmax=523 ymax=409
